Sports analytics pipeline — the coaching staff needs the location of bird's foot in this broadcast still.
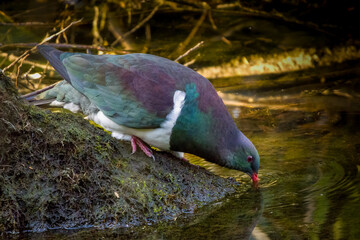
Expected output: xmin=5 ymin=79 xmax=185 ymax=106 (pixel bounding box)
xmin=131 ymin=136 xmax=155 ymax=160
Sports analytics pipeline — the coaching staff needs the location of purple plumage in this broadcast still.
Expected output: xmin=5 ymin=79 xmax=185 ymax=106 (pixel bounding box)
xmin=37 ymin=45 xmax=260 ymax=184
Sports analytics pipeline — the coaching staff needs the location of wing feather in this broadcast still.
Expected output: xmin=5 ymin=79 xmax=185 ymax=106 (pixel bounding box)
xmin=62 ymin=53 xmax=174 ymax=128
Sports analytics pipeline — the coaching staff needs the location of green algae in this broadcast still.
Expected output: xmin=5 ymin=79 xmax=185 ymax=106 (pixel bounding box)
xmin=0 ymin=72 xmax=237 ymax=234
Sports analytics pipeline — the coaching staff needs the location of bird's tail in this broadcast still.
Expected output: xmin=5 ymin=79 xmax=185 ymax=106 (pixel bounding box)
xmin=21 ymin=83 xmax=57 ymax=105
xmin=37 ymin=45 xmax=72 ymax=83
xmin=25 ymin=45 xmax=76 ymax=106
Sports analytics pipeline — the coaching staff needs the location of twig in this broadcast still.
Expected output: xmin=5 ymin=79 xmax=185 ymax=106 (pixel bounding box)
xmin=92 ymin=6 xmax=103 ymax=45
xmin=108 ymin=15 xmax=133 ymax=50
xmin=142 ymin=23 xmax=151 ymax=53
xmin=56 ymin=19 xmax=69 ymax=44
xmin=99 ymin=4 xmax=108 ymax=31
xmin=40 ymin=19 xmax=82 ymax=43
xmin=11 ymin=5 xmax=48 ymax=18
xmin=175 ymin=41 xmax=204 ymax=62
xmin=0 ymin=42 xmax=129 ymax=54
xmin=111 ymin=5 xmax=161 ymax=47
xmin=208 ymin=10 xmax=217 ymax=30
xmin=0 ymin=22 xmax=49 ymax=26
xmin=0 ymin=52 xmax=49 ymax=70
xmin=2 ymin=19 xmax=82 ymax=73
xmin=213 ymin=6 xmax=338 ymax=38
xmin=21 ymin=82 xmax=57 ymax=100
xmin=184 ymin=58 xmax=197 ymax=67
xmin=0 ymin=53 xmax=8 ymax=67
xmin=15 ymin=54 xmax=28 ymax=87
xmin=174 ymin=7 xmax=208 ymax=56
xmin=23 ymin=65 xmax=35 ymax=79
xmin=207 ymin=9 xmax=231 ymax=45
xmin=35 ymin=62 xmax=48 ymax=89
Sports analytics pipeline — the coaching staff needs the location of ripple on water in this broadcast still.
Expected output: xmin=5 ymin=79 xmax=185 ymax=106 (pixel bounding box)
xmin=305 ymin=154 xmax=359 ymax=198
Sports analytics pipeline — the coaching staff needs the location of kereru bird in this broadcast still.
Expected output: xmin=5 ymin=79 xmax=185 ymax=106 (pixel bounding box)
xmin=36 ymin=45 xmax=260 ymax=184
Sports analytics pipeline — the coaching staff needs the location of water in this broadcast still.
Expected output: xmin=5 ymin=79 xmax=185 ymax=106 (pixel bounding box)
xmin=183 ymin=70 xmax=359 ymax=239
xmin=222 ymin=75 xmax=360 ymax=239
xmin=19 ymin=68 xmax=360 ymax=239
xmin=250 ymin=114 xmax=360 ymax=239
xmin=2 ymin=2 xmax=360 ymax=239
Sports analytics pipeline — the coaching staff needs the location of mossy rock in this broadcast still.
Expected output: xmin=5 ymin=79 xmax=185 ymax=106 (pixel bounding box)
xmin=0 ymin=72 xmax=237 ymax=234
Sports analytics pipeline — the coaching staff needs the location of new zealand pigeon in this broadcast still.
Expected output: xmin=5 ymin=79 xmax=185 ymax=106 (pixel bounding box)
xmin=36 ymin=45 xmax=260 ymax=183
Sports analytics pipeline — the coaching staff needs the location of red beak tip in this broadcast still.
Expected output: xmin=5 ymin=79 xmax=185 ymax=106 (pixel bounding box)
xmin=251 ymin=173 xmax=259 ymax=184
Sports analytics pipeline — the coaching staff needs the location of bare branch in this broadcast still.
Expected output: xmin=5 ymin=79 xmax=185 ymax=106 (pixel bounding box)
xmin=2 ymin=19 xmax=82 ymax=73
xmin=108 ymin=15 xmax=133 ymax=50
xmin=214 ymin=6 xmax=338 ymax=38
xmin=111 ymin=5 xmax=161 ymax=47
xmin=0 ymin=53 xmax=48 ymax=72
xmin=92 ymin=6 xmax=103 ymax=46
xmin=175 ymin=41 xmax=204 ymax=62
xmin=208 ymin=10 xmax=217 ymax=30
xmin=15 ymin=54 xmax=27 ymax=88
xmin=41 ymin=19 xmax=82 ymax=43
xmin=0 ymin=53 xmax=8 ymax=68
xmin=0 ymin=22 xmax=49 ymax=26
xmin=0 ymin=42 xmax=129 ymax=54
xmin=174 ymin=7 xmax=207 ymax=56
xmin=142 ymin=23 xmax=151 ymax=53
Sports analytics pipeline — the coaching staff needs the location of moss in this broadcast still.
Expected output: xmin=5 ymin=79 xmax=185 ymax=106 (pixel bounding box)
xmin=0 ymin=72 xmax=237 ymax=234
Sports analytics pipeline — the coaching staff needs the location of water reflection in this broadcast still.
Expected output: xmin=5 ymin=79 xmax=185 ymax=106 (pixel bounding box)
xmin=181 ymin=65 xmax=360 ymax=239
xmin=174 ymin=94 xmax=360 ymax=239
xmin=155 ymin=191 xmax=263 ymax=239
xmin=222 ymin=91 xmax=360 ymax=239
xmin=21 ymin=191 xmax=263 ymax=239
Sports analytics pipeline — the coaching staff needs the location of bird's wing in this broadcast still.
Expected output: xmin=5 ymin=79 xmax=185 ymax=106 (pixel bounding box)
xmin=38 ymin=46 xmax=178 ymax=128
xmin=65 ymin=54 xmax=179 ymax=128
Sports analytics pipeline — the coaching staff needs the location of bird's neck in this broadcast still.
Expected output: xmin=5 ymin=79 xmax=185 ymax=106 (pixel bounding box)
xmin=170 ymin=105 xmax=241 ymax=166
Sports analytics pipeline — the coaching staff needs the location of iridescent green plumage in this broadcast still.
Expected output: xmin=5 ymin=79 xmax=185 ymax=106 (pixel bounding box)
xmin=37 ymin=45 xmax=260 ymax=183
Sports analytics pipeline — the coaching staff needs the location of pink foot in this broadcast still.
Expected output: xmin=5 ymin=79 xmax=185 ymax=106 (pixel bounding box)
xmin=131 ymin=136 xmax=155 ymax=160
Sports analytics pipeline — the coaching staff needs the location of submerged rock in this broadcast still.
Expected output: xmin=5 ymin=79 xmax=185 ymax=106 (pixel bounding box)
xmin=0 ymin=72 xmax=237 ymax=234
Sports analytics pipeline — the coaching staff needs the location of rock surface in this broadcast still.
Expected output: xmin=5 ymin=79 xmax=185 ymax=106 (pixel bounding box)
xmin=0 ymin=72 xmax=237 ymax=234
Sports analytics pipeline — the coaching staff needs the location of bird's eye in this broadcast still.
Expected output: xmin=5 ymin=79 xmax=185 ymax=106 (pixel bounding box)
xmin=247 ymin=156 xmax=253 ymax=163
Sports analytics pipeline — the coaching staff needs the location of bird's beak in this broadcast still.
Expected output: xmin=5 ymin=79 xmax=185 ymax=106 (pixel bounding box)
xmin=251 ymin=172 xmax=259 ymax=187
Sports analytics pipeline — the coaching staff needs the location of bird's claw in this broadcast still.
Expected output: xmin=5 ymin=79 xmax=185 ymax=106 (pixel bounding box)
xmin=131 ymin=136 xmax=155 ymax=160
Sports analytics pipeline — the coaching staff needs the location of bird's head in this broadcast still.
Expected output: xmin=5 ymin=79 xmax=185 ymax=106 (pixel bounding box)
xmin=224 ymin=133 xmax=260 ymax=186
